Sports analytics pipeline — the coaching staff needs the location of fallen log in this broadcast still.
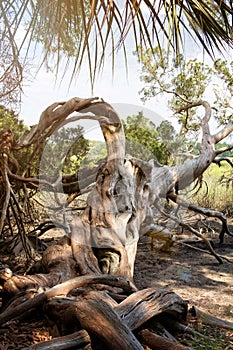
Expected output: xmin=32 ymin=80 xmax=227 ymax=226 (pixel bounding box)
xmin=44 ymin=296 xmax=144 ymax=350
xmin=116 ymin=288 xmax=188 ymax=330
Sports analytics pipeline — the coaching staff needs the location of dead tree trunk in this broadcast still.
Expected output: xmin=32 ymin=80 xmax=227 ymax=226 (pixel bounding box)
xmin=0 ymin=97 xmax=233 ymax=348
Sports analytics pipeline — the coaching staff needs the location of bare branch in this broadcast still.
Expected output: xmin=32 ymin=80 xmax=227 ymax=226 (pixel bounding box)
xmin=18 ymin=97 xmax=125 ymax=165
xmin=213 ymin=157 xmax=233 ymax=167
xmin=168 ymin=192 xmax=233 ymax=243
xmin=156 ymin=203 xmax=224 ymax=264
xmin=213 ymin=122 xmax=233 ymax=144
xmin=215 ymin=145 xmax=233 ymax=156
xmin=0 ymin=156 xmax=11 ymax=235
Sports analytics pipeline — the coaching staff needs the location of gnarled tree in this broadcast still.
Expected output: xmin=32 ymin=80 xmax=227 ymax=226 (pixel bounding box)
xmin=0 ymin=97 xmax=233 ymax=349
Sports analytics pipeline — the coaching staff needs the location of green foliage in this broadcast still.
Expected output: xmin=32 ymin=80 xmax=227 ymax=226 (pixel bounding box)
xmin=171 ymin=59 xmax=212 ymax=104
xmin=186 ymin=141 xmax=233 ymax=157
xmin=137 ymin=46 xmax=170 ymax=101
xmin=156 ymin=120 xmax=184 ymax=159
xmin=169 ymin=59 xmax=213 ymax=131
xmin=137 ymin=47 xmax=233 ymax=138
xmin=0 ymin=105 xmax=89 ymax=177
xmin=81 ymin=140 xmax=107 ymax=168
xmin=41 ymin=126 xmax=90 ymax=176
xmin=215 ymin=142 xmax=233 ymax=157
xmin=0 ymin=105 xmax=27 ymax=139
xmin=212 ymin=58 xmax=233 ymax=124
xmin=138 ymin=47 xmax=212 ymax=105
xmin=0 ymin=105 xmax=31 ymax=174
xmin=1 ymin=1 xmax=233 ymax=87
xmin=138 ymin=47 xmax=214 ymax=137
xmin=122 ymin=112 xmax=178 ymax=164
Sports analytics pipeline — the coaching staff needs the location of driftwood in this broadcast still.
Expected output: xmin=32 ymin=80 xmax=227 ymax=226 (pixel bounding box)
xmin=0 ymin=97 xmax=233 ymax=348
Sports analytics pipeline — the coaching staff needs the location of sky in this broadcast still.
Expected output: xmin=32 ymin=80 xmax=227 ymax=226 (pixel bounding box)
xmin=19 ymin=43 xmax=175 ymax=141
xmin=18 ymin=7 xmax=162 ymax=127
xmin=18 ymin=24 xmax=233 ymax=142
xmin=20 ymin=49 xmax=166 ymax=125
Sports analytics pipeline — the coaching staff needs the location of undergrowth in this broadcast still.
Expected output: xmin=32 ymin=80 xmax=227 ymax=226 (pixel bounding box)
xmin=192 ymin=162 xmax=233 ymax=216
xmin=181 ymin=324 xmax=233 ymax=350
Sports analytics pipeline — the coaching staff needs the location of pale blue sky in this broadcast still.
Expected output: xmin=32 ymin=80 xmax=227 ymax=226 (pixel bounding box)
xmin=19 ymin=46 xmax=175 ymax=143
xmin=20 ymin=49 xmax=165 ymax=124
xmin=19 ymin=30 xmax=232 ymax=140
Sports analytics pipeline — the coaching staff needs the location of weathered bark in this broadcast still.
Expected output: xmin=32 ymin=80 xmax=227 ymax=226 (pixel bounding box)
xmin=115 ymin=288 xmax=187 ymax=331
xmin=46 ymin=297 xmax=144 ymax=350
xmin=4 ymin=237 xmax=76 ymax=295
xmin=0 ymin=276 xmax=189 ymax=348
xmin=0 ymin=292 xmax=47 ymax=326
xmin=29 ymin=330 xmax=91 ymax=350
xmin=2 ymin=98 xmax=232 ymax=275
xmin=0 ymin=273 xmax=137 ymax=326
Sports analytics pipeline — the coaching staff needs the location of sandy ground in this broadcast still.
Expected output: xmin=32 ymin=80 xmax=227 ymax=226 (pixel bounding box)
xmin=134 ymin=217 xmax=233 ymax=323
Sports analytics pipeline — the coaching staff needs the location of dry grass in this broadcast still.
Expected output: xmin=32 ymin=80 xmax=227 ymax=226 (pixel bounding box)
xmin=193 ymin=162 xmax=233 ymax=216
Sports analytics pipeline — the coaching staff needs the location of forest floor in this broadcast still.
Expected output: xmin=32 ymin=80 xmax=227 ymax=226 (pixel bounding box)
xmin=0 ymin=214 xmax=233 ymax=349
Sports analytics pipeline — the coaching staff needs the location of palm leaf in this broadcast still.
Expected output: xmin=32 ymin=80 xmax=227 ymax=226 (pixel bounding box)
xmin=1 ymin=0 xmax=232 ymax=85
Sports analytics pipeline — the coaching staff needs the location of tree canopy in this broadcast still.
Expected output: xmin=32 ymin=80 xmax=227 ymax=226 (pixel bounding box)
xmin=138 ymin=47 xmax=233 ymax=138
xmin=123 ymin=112 xmax=182 ymax=164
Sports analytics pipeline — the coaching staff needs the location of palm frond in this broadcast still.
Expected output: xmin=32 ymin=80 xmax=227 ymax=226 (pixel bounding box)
xmin=1 ymin=0 xmax=232 ymax=86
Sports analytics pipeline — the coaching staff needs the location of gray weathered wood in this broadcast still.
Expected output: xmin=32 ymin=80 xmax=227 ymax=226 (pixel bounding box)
xmin=116 ymin=288 xmax=188 ymax=330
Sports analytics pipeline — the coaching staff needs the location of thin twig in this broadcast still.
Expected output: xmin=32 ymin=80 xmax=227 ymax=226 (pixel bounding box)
xmin=175 ymin=240 xmax=233 ymax=263
xmin=0 ymin=155 xmax=11 ymax=235
xmin=156 ymin=204 xmax=224 ymax=264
